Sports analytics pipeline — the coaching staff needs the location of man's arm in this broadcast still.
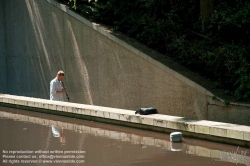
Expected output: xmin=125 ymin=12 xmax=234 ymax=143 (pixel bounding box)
xmin=56 ymin=88 xmax=66 ymax=94
xmin=51 ymin=81 xmax=66 ymax=94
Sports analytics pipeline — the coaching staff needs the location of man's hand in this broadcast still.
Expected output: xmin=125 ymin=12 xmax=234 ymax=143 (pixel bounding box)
xmin=62 ymin=87 xmax=67 ymax=93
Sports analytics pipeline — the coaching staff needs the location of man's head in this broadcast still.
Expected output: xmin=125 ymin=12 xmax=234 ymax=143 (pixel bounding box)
xmin=57 ymin=70 xmax=65 ymax=81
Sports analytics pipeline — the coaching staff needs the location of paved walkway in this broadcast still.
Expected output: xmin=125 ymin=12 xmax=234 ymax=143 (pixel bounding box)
xmin=0 ymin=94 xmax=250 ymax=147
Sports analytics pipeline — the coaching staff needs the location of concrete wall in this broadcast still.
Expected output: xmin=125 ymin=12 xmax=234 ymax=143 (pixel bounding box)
xmin=4 ymin=0 xmax=61 ymax=98
xmin=1 ymin=0 xmax=250 ymax=125
xmin=207 ymin=101 xmax=250 ymax=125
xmin=0 ymin=0 xmax=7 ymax=93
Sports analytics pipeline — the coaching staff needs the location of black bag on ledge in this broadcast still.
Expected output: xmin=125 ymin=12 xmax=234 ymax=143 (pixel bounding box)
xmin=135 ymin=107 xmax=158 ymax=115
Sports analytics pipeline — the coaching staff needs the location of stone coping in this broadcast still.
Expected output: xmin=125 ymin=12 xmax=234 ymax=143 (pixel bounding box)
xmin=0 ymin=109 xmax=249 ymax=166
xmin=0 ymin=94 xmax=250 ymax=148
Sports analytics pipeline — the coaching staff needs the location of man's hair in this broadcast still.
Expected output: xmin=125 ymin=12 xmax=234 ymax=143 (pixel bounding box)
xmin=57 ymin=70 xmax=65 ymax=76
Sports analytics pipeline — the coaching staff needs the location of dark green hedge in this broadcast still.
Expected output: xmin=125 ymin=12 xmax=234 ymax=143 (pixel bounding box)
xmin=58 ymin=0 xmax=250 ymax=101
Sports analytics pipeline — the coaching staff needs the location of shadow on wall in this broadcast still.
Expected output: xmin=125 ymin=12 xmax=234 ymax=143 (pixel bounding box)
xmin=64 ymin=16 xmax=93 ymax=105
xmin=5 ymin=0 xmax=89 ymax=104
xmin=24 ymin=0 xmax=65 ymax=99
xmin=26 ymin=0 xmax=100 ymax=105
xmin=4 ymin=0 xmax=62 ymax=98
xmin=6 ymin=0 xmax=97 ymax=104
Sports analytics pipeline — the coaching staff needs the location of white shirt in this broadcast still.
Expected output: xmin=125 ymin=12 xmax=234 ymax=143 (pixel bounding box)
xmin=51 ymin=126 xmax=61 ymax=137
xmin=50 ymin=77 xmax=64 ymax=101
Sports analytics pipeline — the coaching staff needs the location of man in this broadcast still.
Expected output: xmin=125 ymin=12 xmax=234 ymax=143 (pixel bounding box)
xmin=50 ymin=70 xmax=67 ymax=101
xmin=51 ymin=125 xmax=66 ymax=145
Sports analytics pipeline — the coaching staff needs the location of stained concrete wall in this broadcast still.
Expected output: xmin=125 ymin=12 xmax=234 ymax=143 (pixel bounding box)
xmin=207 ymin=102 xmax=250 ymax=125
xmin=0 ymin=0 xmax=7 ymax=93
xmin=1 ymin=0 xmax=250 ymax=125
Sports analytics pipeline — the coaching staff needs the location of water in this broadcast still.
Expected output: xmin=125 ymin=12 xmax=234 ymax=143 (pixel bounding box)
xmin=0 ymin=106 xmax=249 ymax=166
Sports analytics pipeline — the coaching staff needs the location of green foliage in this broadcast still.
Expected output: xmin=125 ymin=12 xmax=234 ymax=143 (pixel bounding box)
xmin=209 ymin=1 xmax=250 ymax=45
xmin=57 ymin=0 xmax=250 ymax=102
xmin=234 ymin=75 xmax=250 ymax=101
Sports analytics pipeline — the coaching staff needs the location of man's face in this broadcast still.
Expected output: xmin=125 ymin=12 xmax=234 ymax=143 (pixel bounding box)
xmin=58 ymin=74 xmax=64 ymax=81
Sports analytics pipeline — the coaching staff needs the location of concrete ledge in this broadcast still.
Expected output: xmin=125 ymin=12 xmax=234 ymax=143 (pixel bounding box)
xmin=1 ymin=94 xmax=250 ymax=147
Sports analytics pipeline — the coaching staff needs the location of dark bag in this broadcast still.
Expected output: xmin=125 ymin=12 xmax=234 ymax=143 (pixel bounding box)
xmin=135 ymin=107 xmax=158 ymax=115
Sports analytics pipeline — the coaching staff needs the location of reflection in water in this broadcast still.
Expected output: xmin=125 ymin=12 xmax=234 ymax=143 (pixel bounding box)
xmin=171 ymin=142 xmax=183 ymax=151
xmin=0 ymin=107 xmax=249 ymax=166
xmin=51 ymin=126 xmax=66 ymax=145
